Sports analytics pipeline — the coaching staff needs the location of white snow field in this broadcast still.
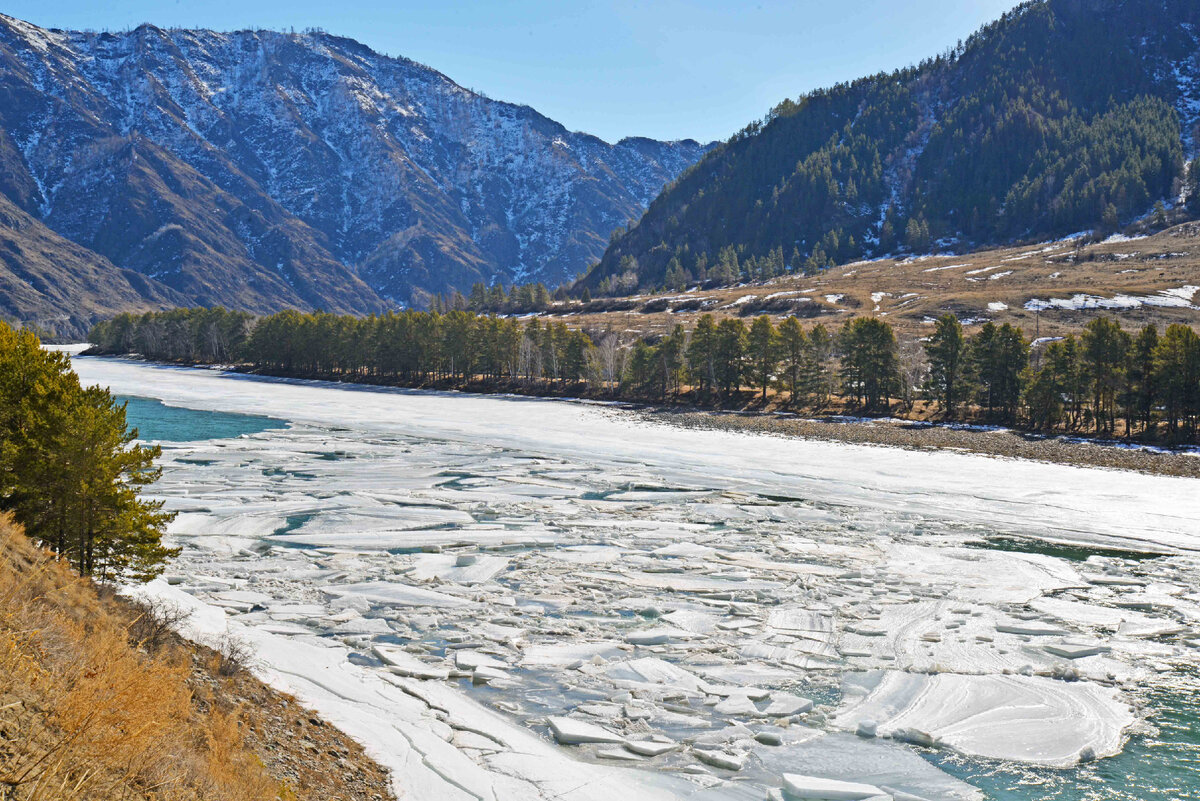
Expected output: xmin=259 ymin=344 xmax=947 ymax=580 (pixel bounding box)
xmin=72 ymin=357 xmax=1200 ymax=801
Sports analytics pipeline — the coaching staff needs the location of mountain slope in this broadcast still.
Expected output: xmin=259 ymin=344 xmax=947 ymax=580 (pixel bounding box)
xmin=0 ymin=192 xmax=186 ymax=340
xmin=587 ymin=0 xmax=1200 ymax=292
xmin=0 ymin=14 xmax=709 ymax=322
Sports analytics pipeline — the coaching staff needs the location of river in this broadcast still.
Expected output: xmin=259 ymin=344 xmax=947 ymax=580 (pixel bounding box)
xmin=73 ymin=355 xmax=1200 ymax=801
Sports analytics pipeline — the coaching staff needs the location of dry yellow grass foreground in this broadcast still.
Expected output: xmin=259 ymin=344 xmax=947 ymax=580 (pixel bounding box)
xmin=0 ymin=515 xmax=394 ymax=801
xmin=0 ymin=513 xmax=281 ymax=801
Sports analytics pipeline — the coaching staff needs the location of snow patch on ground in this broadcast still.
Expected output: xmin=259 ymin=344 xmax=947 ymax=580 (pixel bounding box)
xmin=1025 ymin=286 xmax=1199 ymax=312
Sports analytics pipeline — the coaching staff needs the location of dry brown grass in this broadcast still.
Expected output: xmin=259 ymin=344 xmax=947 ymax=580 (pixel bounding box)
xmin=549 ymin=222 xmax=1200 ymax=342
xmin=0 ymin=514 xmax=285 ymax=801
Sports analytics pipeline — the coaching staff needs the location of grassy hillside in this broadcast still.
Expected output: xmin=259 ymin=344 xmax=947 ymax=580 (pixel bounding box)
xmin=0 ymin=515 xmax=394 ymax=801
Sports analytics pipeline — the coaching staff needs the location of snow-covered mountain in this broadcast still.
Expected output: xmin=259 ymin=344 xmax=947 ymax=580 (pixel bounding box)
xmin=0 ymin=14 xmax=709 ymax=335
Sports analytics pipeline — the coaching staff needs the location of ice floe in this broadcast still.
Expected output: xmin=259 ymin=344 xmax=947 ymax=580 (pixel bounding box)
xmin=834 ymin=670 xmax=1131 ymax=767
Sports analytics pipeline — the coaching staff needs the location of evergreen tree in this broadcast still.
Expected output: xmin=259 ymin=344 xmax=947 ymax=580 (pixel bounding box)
xmin=1023 ymin=342 xmax=1067 ymax=432
xmin=713 ymin=318 xmax=748 ymax=399
xmin=664 ymin=257 xmax=688 ymax=291
xmin=657 ymin=325 xmax=687 ymax=399
xmin=0 ymin=324 xmax=176 ymax=581
xmin=625 ymin=340 xmax=658 ymax=397
xmin=924 ymin=314 xmax=968 ymax=419
xmin=1154 ymin=324 xmax=1200 ymax=443
xmin=970 ymin=323 xmax=1029 ymax=423
xmin=905 ymin=216 xmax=932 ymax=253
xmin=1102 ymin=202 xmax=1120 ymax=233
xmin=746 ymin=315 xmax=779 ymax=401
xmin=804 ymin=323 xmax=836 ymax=406
xmin=1125 ymin=324 xmax=1159 ymax=437
xmin=776 ymin=317 xmax=808 ymax=404
xmin=838 ymin=318 xmax=900 ymax=412
xmin=686 ymin=314 xmax=718 ymax=398
xmin=1152 ymin=200 xmax=1168 ymax=228
xmin=1080 ymin=317 xmax=1130 ymax=435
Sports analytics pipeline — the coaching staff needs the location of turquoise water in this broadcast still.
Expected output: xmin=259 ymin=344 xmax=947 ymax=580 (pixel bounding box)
xmin=931 ymin=677 xmax=1200 ymax=800
xmin=117 ymin=395 xmax=288 ymax=442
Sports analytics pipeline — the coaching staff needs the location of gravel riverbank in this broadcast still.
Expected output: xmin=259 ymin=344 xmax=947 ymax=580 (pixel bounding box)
xmin=646 ymin=409 xmax=1200 ymax=478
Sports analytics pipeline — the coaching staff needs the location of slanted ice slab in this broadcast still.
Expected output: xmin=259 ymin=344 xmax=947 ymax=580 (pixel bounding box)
xmin=782 ymin=773 xmax=888 ymax=800
xmin=547 ymin=716 xmax=625 ymax=745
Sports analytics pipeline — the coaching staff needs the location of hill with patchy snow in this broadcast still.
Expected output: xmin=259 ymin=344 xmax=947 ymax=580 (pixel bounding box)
xmin=0 ymin=14 xmax=708 ymax=337
xmin=586 ymin=0 xmax=1200 ymax=292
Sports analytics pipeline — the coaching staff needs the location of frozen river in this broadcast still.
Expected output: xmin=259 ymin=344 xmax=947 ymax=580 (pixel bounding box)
xmin=72 ymin=356 xmax=1200 ymax=800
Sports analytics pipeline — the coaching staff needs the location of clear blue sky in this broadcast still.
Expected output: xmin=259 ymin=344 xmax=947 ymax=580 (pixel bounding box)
xmin=5 ymin=0 xmax=1022 ymax=144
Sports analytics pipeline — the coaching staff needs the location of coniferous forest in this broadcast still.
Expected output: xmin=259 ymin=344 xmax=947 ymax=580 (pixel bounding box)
xmin=89 ymin=308 xmax=1200 ymax=446
xmin=585 ymin=0 xmax=1200 ymax=294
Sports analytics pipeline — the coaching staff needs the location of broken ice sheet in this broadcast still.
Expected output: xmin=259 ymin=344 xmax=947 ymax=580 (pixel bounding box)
xmin=72 ymin=357 xmax=1200 ymax=801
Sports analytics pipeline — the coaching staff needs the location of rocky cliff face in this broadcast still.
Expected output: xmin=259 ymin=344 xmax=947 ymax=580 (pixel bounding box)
xmin=0 ymin=14 xmax=708 ymax=334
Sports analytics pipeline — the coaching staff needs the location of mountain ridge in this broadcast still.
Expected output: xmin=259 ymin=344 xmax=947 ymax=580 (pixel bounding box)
xmin=0 ymin=13 xmax=710 ymax=337
xmin=585 ymin=0 xmax=1200 ymax=293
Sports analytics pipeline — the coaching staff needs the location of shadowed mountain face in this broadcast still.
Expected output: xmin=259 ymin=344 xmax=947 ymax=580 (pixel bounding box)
xmin=0 ymin=14 xmax=709 ymax=337
xmin=0 ymin=192 xmax=188 ymax=340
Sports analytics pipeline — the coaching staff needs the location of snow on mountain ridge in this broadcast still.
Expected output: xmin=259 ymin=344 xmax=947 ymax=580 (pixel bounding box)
xmin=0 ymin=14 xmax=710 ymax=307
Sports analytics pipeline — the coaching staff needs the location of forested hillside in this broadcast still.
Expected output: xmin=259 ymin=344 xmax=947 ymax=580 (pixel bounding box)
xmin=587 ymin=0 xmax=1200 ymax=293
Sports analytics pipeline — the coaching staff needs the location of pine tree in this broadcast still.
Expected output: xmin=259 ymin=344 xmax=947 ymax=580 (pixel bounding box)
xmin=664 ymin=257 xmax=687 ymax=291
xmin=924 ymin=314 xmax=968 ymax=419
xmin=1126 ymin=324 xmax=1159 ymax=437
xmin=0 ymin=324 xmax=177 ymax=582
xmin=1023 ymin=345 xmax=1066 ymax=432
xmin=713 ymin=318 xmax=748 ymax=399
xmin=657 ymin=324 xmax=687 ymax=398
xmin=905 ymin=217 xmax=931 ymax=252
xmin=970 ymin=323 xmax=1029 ymax=423
xmin=838 ymin=318 xmax=900 ymax=412
xmin=804 ymin=324 xmax=835 ymax=406
xmin=1152 ymin=200 xmax=1168 ymax=228
xmin=1080 ymin=317 xmax=1130 ymax=436
xmin=746 ymin=315 xmax=779 ymax=401
xmin=1102 ymin=202 xmax=1120 ymax=233
xmin=1154 ymin=324 xmax=1200 ymax=443
xmin=776 ymin=317 xmax=807 ymax=404
xmin=686 ymin=314 xmax=718 ymax=398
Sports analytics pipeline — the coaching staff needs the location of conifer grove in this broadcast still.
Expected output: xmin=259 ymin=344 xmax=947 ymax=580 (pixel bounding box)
xmin=89 ymin=308 xmax=1200 ymax=445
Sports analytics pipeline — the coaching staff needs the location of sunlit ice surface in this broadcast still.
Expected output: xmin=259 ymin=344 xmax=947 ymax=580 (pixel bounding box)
xmin=73 ymin=356 xmax=1200 ymax=801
